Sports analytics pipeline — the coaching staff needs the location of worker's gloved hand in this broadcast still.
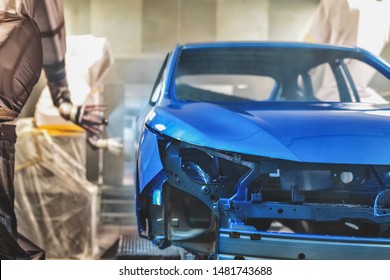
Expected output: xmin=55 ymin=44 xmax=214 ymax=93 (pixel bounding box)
xmin=58 ymin=102 xmax=107 ymax=138
xmin=87 ymin=137 xmax=123 ymax=155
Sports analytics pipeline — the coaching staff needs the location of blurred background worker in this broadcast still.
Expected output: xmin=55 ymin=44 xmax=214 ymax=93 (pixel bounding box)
xmin=305 ymin=0 xmax=390 ymax=103
xmin=0 ymin=0 xmax=107 ymax=259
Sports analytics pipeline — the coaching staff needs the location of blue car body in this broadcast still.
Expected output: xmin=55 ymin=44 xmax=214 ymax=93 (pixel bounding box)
xmin=136 ymin=42 xmax=390 ymax=259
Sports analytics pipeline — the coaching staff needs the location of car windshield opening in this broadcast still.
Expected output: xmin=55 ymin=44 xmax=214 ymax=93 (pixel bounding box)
xmin=174 ymin=48 xmax=389 ymax=104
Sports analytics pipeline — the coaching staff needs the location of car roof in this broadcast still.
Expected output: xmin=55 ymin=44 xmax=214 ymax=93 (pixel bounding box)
xmin=180 ymin=41 xmax=360 ymax=52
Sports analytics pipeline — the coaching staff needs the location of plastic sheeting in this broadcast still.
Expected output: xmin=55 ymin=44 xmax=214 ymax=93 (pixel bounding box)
xmin=13 ymin=118 xmax=98 ymax=259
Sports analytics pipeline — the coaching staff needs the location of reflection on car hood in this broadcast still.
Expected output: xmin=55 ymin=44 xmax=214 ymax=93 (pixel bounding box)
xmin=146 ymin=102 xmax=390 ymax=165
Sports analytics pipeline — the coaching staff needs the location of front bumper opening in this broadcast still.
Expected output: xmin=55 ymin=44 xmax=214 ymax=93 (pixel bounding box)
xmin=139 ymin=139 xmax=390 ymax=259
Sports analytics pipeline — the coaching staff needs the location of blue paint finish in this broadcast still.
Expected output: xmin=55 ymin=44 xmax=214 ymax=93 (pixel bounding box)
xmin=161 ymin=45 xmax=182 ymax=101
xmin=137 ymin=126 xmax=164 ymax=193
xmin=152 ymin=188 xmax=162 ymax=206
xmin=358 ymin=47 xmax=390 ymax=78
xmin=136 ymin=42 xmax=390 ymax=256
xmin=147 ymin=101 xmax=390 ymax=164
xmin=144 ymin=41 xmax=390 ymax=165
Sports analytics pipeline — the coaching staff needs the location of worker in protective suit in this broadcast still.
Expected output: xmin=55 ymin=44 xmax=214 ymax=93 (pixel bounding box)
xmin=0 ymin=0 xmax=106 ymax=259
xmin=297 ymin=0 xmax=390 ymax=237
xmin=305 ymin=0 xmax=390 ymax=103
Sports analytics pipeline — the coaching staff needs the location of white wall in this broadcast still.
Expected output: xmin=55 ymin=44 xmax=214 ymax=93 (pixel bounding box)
xmin=64 ymin=0 xmax=320 ymax=57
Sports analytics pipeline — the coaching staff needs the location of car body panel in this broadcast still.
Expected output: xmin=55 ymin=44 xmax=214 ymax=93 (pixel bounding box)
xmin=147 ymin=101 xmax=390 ymax=165
xmin=137 ymin=124 xmax=165 ymax=193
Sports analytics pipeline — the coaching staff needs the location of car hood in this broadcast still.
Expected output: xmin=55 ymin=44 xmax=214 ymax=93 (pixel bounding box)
xmin=146 ymin=101 xmax=390 ymax=165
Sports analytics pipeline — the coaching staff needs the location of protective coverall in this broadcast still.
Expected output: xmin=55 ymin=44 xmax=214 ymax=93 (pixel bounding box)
xmin=305 ymin=0 xmax=390 ymax=103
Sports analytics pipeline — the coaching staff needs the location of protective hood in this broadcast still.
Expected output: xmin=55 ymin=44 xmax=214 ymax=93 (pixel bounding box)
xmin=146 ymin=101 xmax=390 ymax=165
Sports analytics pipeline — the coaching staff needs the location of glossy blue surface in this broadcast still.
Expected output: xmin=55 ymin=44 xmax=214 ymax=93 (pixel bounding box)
xmin=142 ymin=42 xmax=390 ymax=165
xmin=136 ymin=42 xmax=390 ymax=257
xmin=137 ymin=126 xmax=164 ymax=192
xmin=147 ymin=101 xmax=390 ymax=164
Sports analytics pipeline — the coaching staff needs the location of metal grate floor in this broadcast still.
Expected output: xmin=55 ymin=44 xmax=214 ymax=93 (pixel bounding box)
xmin=115 ymin=235 xmax=184 ymax=260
